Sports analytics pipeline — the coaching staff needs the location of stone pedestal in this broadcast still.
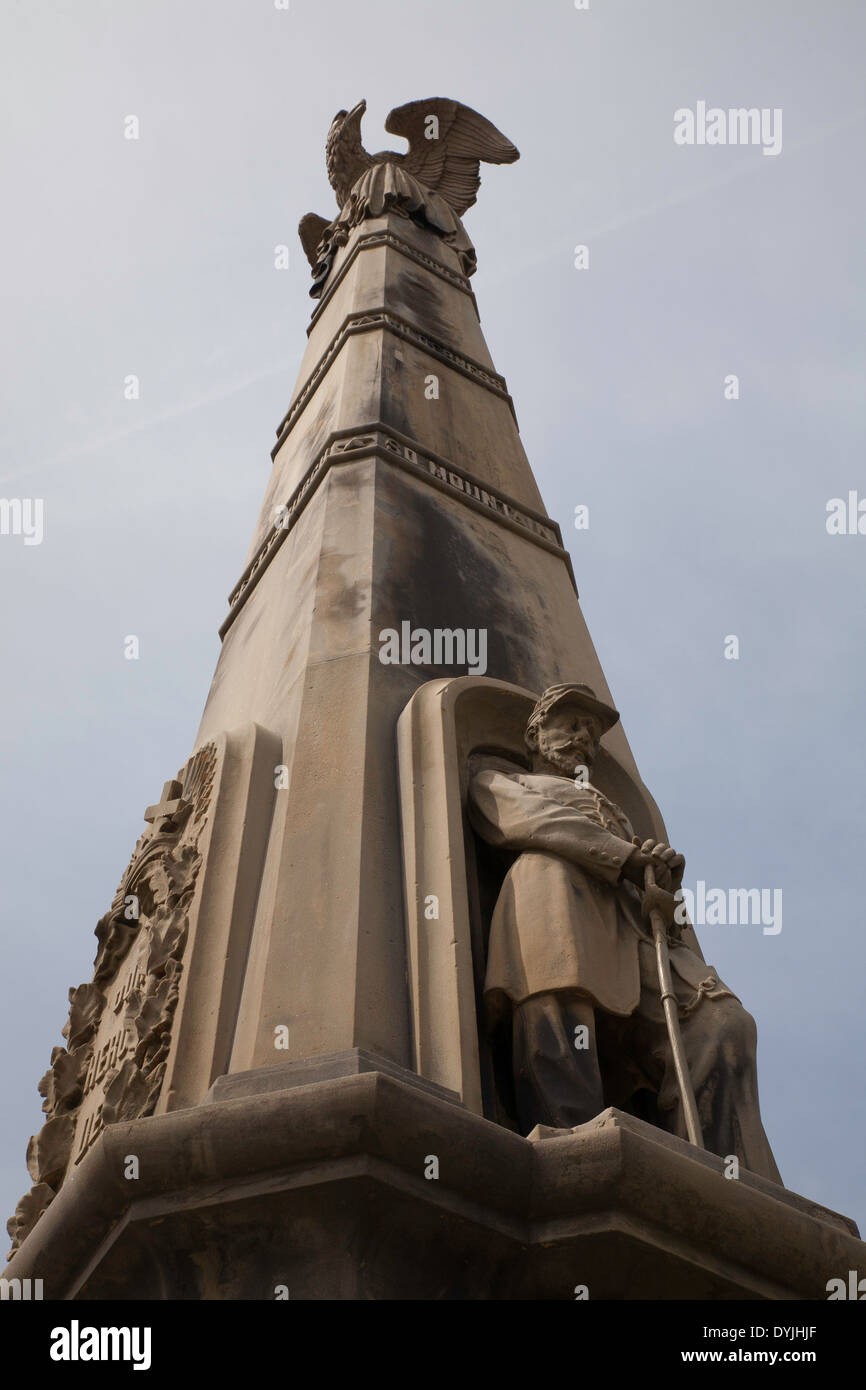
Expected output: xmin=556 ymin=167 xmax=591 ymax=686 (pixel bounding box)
xmin=6 ymin=1067 xmax=861 ymax=1300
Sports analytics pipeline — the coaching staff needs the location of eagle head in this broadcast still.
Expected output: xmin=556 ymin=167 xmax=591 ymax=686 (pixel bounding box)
xmin=326 ymin=100 xmax=371 ymax=205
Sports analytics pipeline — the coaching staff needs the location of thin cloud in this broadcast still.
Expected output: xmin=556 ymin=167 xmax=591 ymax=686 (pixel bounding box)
xmin=0 ymin=359 xmax=295 ymax=490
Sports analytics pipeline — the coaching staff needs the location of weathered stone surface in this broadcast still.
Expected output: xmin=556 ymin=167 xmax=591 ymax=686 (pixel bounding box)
xmin=6 ymin=1184 xmax=55 ymax=1257
xmin=7 ymin=99 xmax=861 ymax=1301
xmin=25 ymin=1115 xmax=74 ymax=1188
xmin=193 ymin=172 xmax=649 ymax=1106
xmin=7 ymin=740 xmax=221 ymax=1255
xmin=4 ymin=1072 xmax=862 ymax=1300
xmin=397 ymin=676 xmax=670 ymax=1118
xmin=102 ymin=1059 xmax=154 ymax=1128
xmin=37 ymin=1047 xmax=85 ymax=1115
xmin=61 ymin=984 xmax=102 ymax=1052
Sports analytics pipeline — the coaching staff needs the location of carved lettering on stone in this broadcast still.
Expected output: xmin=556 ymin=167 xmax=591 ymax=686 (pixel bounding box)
xmin=6 ymin=742 xmax=217 ymax=1259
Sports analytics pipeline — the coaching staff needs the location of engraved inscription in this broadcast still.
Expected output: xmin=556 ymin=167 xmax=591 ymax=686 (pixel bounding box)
xmin=7 ymin=742 xmax=218 ymax=1259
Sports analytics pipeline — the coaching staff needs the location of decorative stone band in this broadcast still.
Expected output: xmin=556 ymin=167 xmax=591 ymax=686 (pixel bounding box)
xmin=220 ymin=426 xmax=575 ymax=640
xmin=271 ymin=310 xmax=515 ymax=460
xmin=308 ymin=229 xmax=477 ymax=334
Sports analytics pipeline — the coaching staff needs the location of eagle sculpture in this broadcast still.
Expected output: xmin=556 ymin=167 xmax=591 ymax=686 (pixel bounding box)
xmin=299 ymin=98 xmax=519 ymax=296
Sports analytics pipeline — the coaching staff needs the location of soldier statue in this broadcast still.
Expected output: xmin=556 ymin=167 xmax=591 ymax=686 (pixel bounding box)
xmin=468 ymin=682 xmax=781 ymax=1182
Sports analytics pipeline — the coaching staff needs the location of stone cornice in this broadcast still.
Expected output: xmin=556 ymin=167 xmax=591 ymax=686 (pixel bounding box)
xmin=220 ymin=425 xmax=575 ymax=640
xmin=6 ymin=1073 xmax=859 ymax=1298
xmin=271 ymin=309 xmax=515 ymax=461
xmin=308 ymin=229 xmax=477 ymax=335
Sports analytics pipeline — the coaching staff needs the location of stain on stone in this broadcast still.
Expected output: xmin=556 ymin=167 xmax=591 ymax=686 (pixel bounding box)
xmin=375 ymin=470 xmax=541 ymax=688
xmin=397 ymin=271 xmax=451 ymax=342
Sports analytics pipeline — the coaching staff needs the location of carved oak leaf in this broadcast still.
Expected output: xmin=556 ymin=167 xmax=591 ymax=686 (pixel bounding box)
xmin=38 ymin=1047 xmax=86 ymax=1116
xmin=138 ymin=843 xmax=199 ymax=922
xmin=136 ymin=1015 xmax=177 ymax=1078
xmin=130 ymin=974 xmax=176 ymax=1044
xmin=102 ymin=1058 xmax=151 ymax=1127
xmin=145 ymin=912 xmax=189 ymax=979
xmin=61 ymin=982 xmax=104 ymax=1051
xmin=93 ymin=909 xmax=140 ymax=984
xmin=6 ymin=1183 xmax=55 ymax=1259
xmin=136 ymin=860 xmax=173 ymax=920
xmin=7 ymin=742 xmax=219 ymax=1257
xmin=140 ymin=1040 xmax=171 ymax=1084
xmin=25 ymin=1112 xmax=75 ymax=1188
xmin=37 ymin=1048 xmax=62 ymax=1112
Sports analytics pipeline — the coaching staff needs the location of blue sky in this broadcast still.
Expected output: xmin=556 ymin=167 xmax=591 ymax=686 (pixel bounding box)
xmin=1 ymin=0 xmax=864 ymax=1240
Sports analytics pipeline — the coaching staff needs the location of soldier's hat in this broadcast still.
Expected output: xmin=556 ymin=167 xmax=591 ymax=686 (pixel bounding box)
xmin=527 ymin=682 xmax=620 ymax=738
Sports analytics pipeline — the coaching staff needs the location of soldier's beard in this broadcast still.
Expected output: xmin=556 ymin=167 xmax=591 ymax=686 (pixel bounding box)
xmin=542 ymin=742 xmax=595 ymax=778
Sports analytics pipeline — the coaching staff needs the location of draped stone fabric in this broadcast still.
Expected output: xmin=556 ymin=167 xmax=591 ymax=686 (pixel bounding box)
xmin=310 ymin=164 xmax=478 ymax=296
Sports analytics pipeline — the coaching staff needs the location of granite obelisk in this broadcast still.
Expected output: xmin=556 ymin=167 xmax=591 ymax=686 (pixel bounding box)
xmin=6 ymin=99 xmax=864 ymax=1300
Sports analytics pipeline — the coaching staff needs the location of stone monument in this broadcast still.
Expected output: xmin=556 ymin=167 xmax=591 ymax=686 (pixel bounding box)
xmin=6 ymin=98 xmax=863 ymax=1300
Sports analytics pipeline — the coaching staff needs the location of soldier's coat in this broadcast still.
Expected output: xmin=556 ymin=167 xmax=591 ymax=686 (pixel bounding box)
xmin=469 ymin=770 xmax=728 ymax=1017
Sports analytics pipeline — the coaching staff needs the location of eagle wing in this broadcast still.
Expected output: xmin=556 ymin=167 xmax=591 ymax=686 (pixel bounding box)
xmin=385 ymin=98 xmax=519 ymax=217
xmin=298 ymin=212 xmax=331 ymax=268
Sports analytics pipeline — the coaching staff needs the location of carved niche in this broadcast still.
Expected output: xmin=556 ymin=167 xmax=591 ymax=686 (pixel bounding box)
xmin=6 ymin=743 xmax=217 ymax=1259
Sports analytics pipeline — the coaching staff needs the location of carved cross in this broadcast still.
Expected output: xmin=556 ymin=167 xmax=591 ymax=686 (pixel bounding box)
xmin=143 ymin=779 xmax=190 ymax=833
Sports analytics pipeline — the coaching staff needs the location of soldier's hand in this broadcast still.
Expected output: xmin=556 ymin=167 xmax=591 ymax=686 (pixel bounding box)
xmin=631 ymin=838 xmax=685 ymax=892
xmin=622 ymin=842 xmax=654 ymax=886
xmin=641 ymin=881 xmax=681 ymax=929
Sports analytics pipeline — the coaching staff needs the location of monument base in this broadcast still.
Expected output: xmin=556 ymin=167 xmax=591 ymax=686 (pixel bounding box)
xmin=6 ymin=1062 xmax=862 ymax=1300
